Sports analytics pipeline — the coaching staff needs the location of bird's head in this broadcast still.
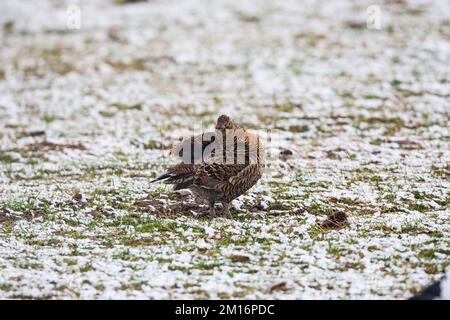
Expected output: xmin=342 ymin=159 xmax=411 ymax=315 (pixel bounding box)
xmin=215 ymin=114 xmax=236 ymax=130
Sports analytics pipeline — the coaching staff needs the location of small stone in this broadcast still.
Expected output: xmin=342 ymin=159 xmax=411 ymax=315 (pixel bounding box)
xmin=73 ymin=193 xmax=83 ymax=201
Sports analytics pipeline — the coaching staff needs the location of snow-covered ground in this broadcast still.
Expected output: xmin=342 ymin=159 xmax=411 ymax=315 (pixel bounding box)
xmin=0 ymin=0 xmax=449 ymax=299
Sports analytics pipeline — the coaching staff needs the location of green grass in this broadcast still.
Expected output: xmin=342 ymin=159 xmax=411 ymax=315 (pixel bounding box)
xmin=0 ymin=153 xmax=19 ymax=164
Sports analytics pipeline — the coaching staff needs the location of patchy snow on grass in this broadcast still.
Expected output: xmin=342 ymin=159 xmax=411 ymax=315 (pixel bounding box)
xmin=0 ymin=0 xmax=449 ymax=299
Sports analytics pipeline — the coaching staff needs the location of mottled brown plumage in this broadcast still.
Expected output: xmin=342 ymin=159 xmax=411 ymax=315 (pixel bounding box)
xmin=152 ymin=115 xmax=265 ymax=218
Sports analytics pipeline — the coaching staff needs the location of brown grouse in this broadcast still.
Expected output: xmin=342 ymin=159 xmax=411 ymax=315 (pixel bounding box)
xmin=151 ymin=115 xmax=265 ymax=218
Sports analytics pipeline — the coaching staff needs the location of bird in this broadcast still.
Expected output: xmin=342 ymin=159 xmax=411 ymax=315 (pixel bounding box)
xmin=151 ymin=115 xmax=265 ymax=218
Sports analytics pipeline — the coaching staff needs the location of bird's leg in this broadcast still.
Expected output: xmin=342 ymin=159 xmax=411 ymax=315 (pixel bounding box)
xmin=220 ymin=202 xmax=232 ymax=219
xmin=208 ymin=200 xmax=216 ymax=217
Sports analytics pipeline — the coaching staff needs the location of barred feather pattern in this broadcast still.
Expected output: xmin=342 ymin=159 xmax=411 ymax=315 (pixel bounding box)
xmin=214 ymin=163 xmax=264 ymax=202
xmin=152 ymin=115 xmax=265 ymax=217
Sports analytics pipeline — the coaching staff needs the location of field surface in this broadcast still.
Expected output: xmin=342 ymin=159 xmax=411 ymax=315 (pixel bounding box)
xmin=0 ymin=0 xmax=449 ymax=299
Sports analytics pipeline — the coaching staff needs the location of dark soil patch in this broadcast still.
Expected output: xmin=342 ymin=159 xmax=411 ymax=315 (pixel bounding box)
xmin=132 ymin=193 xmax=210 ymax=218
xmin=230 ymin=254 xmax=250 ymax=263
xmin=24 ymin=141 xmax=86 ymax=152
xmin=268 ymin=281 xmax=287 ymax=293
xmin=17 ymin=130 xmax=46 ymax=139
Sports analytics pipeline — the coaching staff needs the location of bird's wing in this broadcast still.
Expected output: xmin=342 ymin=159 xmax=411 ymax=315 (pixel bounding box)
xmin=193 ymin=129 xmax=265 ymax=188
xmin=194 ymin=162 xmax=263 ymax=199
xmin=227 ymin=163 xmax=263 ymax=186
xmin=151 ymin=163 xmax=197 ymax=190
xmin=202 ymin=129 xmax=265 ymax=165
xmin=218 ymin=163 xmax=263 ymax=195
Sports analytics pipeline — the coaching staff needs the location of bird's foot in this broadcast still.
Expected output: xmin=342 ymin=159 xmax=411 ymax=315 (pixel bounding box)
xmin=208 ymin=202 xmax=217 ymax=218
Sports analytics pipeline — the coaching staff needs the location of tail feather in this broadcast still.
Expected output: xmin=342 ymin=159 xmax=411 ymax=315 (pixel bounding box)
xmin=150 ymin=173 xmax=172 ymax=183
xmin=151 ymin=163 xmax=196 ymax=190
